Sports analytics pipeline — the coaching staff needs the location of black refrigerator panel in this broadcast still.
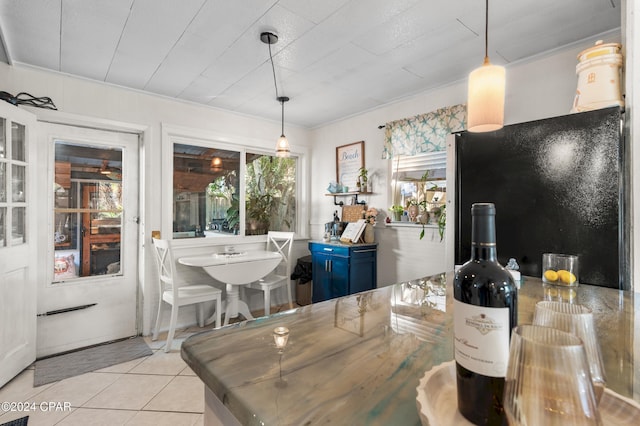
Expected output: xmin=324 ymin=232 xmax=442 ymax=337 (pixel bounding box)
xmin=455 ymin=107 xmax=627 ymax=289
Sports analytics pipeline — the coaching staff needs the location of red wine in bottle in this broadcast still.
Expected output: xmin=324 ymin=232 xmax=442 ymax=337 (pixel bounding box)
xmin=454 ymin=203 xmax=517 ymax=425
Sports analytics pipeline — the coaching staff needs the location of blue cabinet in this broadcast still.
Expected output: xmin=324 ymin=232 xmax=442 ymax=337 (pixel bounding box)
xmin=309 ymin=242 xmax=377 ymax=303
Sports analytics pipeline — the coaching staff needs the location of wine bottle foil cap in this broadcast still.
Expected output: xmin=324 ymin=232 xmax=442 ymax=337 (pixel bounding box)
xmin=471 ymin=202 xmax=496 ymax=215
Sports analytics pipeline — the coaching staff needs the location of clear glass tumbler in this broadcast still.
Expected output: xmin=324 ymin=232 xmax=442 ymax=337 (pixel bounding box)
xmin=504 ymin=325 xmax=602 ymax=426
xmin=533 ymin=301 xmax=606 ymax=402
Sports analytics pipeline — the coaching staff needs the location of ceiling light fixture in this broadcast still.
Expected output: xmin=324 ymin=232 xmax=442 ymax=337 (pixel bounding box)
xmin=210 ymin=157 xmax=222 ymax=172
xmin=261 ymin=31 xmax=290 ymax=157
xmin=467 ymin=0 xmax=505 ymax=133
xmin=100 ymin=159 xmax=112 ymax=175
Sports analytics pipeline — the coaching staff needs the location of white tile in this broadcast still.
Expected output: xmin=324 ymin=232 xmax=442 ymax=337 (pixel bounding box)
xmin=126 ymin=410 xmax=202 ymax=426
xmin=143 ymin=376 xmax=204 ymax=413
xmin=0 ymin=368 xmax=53 ymax=402
xmin=31 ymin=372 xmax=122 ymax=408
xmin=130 ymin=350 xmax=188 ymax=376
xmin=94 ymin=356 xmax=149 ymax=374
xmin=56 ymin=407 xmax=137 ymax=425
xmin=0 ymin=405 xmax=75 ymax=426
xmin=179 ymin=365 xmax=196 ymax=376
xmin=82 ymin=374 xmax=173 ymax=410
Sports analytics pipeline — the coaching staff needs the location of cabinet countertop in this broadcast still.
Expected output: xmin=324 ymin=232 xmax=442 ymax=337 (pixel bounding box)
xmin=309 ymin=240 xmax=378 ymax=248
xmin=181 ymin=274 xmax=639 ymax=425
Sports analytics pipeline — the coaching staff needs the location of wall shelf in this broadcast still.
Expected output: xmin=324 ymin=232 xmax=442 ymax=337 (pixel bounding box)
xmin=325 ymin=192 xmax=372 ymax=206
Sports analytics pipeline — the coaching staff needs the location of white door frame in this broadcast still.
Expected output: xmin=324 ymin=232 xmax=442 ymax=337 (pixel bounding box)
xmin=27 ymin=108 xmax=150 ymax=353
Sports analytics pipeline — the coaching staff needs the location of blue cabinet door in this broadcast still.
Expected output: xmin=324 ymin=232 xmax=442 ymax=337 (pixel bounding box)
xmin=329 ymin=255 xmax=349 ymax=299
xmin=349 ymin=247 xmax=377 ymax=294
xmin=311 ymin=252 xmax=332 ymax=303
xmin=309 ymin=242 xmax=377 ymax=303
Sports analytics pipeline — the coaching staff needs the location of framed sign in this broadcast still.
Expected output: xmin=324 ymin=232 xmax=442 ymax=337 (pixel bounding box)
xmin=336 ymin=141 xmax=364 ymax=191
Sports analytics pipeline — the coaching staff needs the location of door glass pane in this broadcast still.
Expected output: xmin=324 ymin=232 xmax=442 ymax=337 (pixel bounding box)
xmin=0 ymin=118 xmax=5 ymax=158
xmin=11 ymin=122 xmax=25 ymax=162
xmin=11 ymin=164 xmax=25 ymax=202
xmin=0 ymin=207 xmax=5 ymax=247
xmin=53 ymin=142 xmax=122 ymax=282
xmin=12 ymin=206 xmax=25 ymax=244
xmin=0 ymin=163 xmax=5 ymax=202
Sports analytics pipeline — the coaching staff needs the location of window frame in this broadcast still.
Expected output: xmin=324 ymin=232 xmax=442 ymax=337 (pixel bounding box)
xmin=161 ymin=124 xmax=308 ymax=246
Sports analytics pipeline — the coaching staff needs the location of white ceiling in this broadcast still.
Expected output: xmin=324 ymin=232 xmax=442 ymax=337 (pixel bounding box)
xmin=0 ymin=0 xmax=621 ymax=128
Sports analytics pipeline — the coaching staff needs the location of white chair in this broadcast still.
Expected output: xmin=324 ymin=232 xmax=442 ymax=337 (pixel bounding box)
xmin=152 ymin=238 xmax=223 ymax=352
xmin=245 ymin=231 xmax=294 ymax=315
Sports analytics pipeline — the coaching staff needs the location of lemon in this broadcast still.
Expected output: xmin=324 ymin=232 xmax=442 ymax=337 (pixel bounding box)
xmin=543 ymin=269 xmax=559 ymax=282
xmin=557 ymin=269 xmax=577 ymax=285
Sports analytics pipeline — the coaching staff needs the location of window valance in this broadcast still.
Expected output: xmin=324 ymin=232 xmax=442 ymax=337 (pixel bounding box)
xmin=382 ymin=104 xmax=466 ymax=158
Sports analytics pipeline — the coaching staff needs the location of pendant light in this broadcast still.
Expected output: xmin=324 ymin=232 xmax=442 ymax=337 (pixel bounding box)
xmin=276 ymin=96 xmax=290 ymax=157
xmin=467 ymin=0 xmax=505 ymax=133
xmin=210 ymin=157 xmax=222 ymax=172
xmin=261 ymin=31 xmax=291 ymax=157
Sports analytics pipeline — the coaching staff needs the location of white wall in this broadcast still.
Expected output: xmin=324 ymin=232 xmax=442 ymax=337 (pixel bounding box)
xmin=0 ymin=61 xmax=313 ymax=336
xmin=309 ymin=31 xmax=624 ymax=284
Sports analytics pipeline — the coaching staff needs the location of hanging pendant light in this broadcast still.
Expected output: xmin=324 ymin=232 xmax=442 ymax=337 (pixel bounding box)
xmin=261 ymin=31 xmax=291 ymax=157
xmin=210 ymin=157 xmax=222 ymax=172
xmin=276 ymin=96 xmax=290 ymax=157
xmin=467 ymin=0 xmax=505 ymax=133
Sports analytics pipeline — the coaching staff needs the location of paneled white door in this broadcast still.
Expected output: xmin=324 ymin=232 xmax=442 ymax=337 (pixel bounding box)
xmin=0 ymin=103 xmax=37 ymax=387
xmin=37 ymin=123 xmax=139 ymax=357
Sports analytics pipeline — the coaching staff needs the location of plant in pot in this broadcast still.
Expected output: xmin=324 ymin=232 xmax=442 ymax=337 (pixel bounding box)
xmin=389 ymin=204 xmax=404 ymax=221
xmin=357 ymin=167 xmax=368 ymax=192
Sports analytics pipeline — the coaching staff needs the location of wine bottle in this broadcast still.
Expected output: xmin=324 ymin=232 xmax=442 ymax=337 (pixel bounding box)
xmin=454 ymin=203 xmax=517 ymax=425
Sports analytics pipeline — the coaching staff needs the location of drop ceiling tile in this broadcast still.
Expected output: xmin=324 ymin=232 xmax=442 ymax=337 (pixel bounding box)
xmin=351 ymin=0 xmax=471 ymax=56
xmin=105 ymin=0 xmax=205 ymax=88
xmin=277 ymin=0 xmax=350 ymax=24
xmin=314 ymin=0 xmax=420 ymax=43
xmin=0 ymin=0 xmax=61 ymax=69
xmin=60 ymin=0 xmax=133 ymax=81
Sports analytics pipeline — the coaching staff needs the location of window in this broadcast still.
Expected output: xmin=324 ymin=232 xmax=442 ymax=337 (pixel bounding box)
xmin=171 ymin=140 xmax=298 ymax=239
xmin=390 ymin=152 xmax=446 ymax=223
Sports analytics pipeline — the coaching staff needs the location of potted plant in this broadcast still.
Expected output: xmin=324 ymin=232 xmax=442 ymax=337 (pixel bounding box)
xmin=357 ymin=167 xmax=368 ymax=192
xmin=389 ymin=204 xmax=404 ymax=221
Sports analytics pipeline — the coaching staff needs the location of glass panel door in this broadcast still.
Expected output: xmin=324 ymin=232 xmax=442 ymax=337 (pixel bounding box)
xmin=53 ymin=142 xmax=123 ymax=281
xmin=0 ymin=119 xmax=26 ymax=247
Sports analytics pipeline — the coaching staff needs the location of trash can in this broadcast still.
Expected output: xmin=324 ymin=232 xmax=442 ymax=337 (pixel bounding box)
xmin=291 ymin=255 xmax=312 ymax=306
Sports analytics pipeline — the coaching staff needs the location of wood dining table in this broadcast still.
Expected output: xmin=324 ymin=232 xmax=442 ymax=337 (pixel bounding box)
xmin=178 ymin=250 xmax=282 ymax=325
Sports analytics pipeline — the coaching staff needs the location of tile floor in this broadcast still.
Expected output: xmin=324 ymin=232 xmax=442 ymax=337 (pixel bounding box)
xmin=0 ymin=303 xmax=297 ymax=426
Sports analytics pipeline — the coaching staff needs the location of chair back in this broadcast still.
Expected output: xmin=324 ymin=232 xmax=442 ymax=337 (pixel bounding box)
xmin=266 ymin=231 xmax=294 ymax=278
xmin=152 ymin=238 xmax=177 ymax=293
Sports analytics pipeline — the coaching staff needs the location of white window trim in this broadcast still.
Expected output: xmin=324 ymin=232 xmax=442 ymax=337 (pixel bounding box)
xmin=161 ymin=123 xmax=309 ymax=247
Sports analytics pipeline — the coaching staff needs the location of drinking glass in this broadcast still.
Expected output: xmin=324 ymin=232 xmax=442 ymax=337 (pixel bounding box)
xmin=533 ymin=301 xmax=606 ymax=402
xmin=504 ymin=325 xmax=602 ymax=425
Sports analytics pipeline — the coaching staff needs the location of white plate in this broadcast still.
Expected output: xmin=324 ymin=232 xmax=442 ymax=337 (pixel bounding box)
xmin=416 ymin=360 xmax=640 ymax=426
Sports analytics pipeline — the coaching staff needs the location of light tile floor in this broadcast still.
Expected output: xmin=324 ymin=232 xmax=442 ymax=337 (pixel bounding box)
xmin=0 ymin=327 xmax=205 ymax=426
xmin=0 ymin=303 xmax=297 ymax=426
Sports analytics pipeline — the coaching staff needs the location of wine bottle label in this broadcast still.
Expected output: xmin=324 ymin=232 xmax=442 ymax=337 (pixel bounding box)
xmin=453 ymin=299 xmax=510 ymax=377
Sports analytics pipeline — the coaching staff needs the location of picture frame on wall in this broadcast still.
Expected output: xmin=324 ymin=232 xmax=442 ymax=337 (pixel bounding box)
xmin=336 ymin=141 xmax=364 ymax=192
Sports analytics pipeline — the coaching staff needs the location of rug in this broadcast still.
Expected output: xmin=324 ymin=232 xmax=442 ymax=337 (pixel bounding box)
xmin=34 ymin=337 xmax=152 ymax=386
xmin=0 ymin=416 xmax=28 ymax=426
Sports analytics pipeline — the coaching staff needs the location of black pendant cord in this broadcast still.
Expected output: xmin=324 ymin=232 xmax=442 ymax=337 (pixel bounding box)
xmin=484 ymin=0 xmax=489 ymax=62
xmin=280 ymin=98 xmax=285 ymax=135
xmin=267 ymin=36 xmax=280 ymax=100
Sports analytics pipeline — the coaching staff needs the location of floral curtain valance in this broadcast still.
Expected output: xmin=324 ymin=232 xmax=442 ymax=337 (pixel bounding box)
xmin=382 ymin=104 xmax=466 ymax=159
